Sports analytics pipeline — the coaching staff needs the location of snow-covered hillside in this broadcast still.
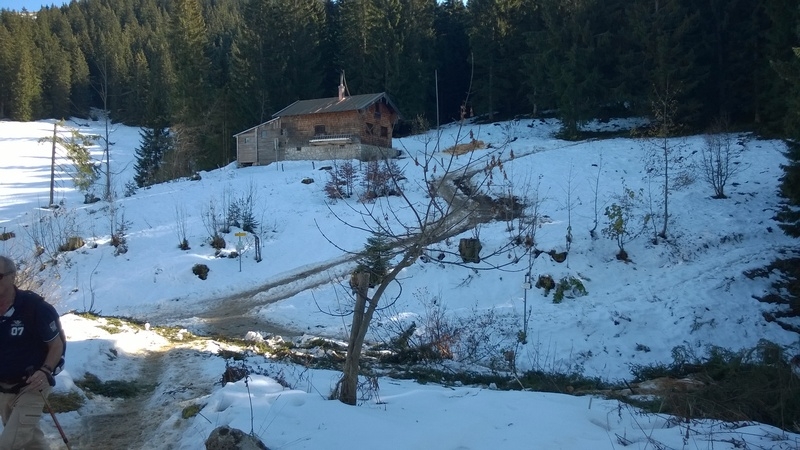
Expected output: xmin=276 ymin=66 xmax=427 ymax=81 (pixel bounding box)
xmin=1 ymin=116 xmax=798 ymax=449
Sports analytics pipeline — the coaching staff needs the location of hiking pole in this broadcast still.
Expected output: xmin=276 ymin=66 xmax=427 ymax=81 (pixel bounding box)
xmin=39 ymin=390 xmax=72 ymax=450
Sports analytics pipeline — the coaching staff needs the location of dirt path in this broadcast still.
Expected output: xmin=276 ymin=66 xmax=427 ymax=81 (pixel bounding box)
xmin=58 ymin=345 xmax=220 ymax=450
xmin=146 ymin=254 xmax=359 ymax=338
xmin=144 ymin=161 xmax=499 ymax=340
xmin=65 ymin=350 xmax=167 ymax=449
xmin=64 ymin=151 xmax=521 ymax=449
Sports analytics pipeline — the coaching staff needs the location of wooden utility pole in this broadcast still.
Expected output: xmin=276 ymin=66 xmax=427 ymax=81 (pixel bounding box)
xmin=49 ymin=122 xmax=57 ymax=207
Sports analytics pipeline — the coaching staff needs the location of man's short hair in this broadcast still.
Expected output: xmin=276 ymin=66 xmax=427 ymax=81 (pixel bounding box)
xmin=0 ymin=255 xmax=16 ymax=275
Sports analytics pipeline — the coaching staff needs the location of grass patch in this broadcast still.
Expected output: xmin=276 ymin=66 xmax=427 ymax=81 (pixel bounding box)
xmin=153 ymin=326 xmax=201 ymax=343
xmin=383 ymin=366 xmax=611 ymax=394
xmin=516 ymin=370 xmax=609 ymax=394
xmin=46 ymin=390 xmax=85 ymax=413
xmin=628 ymin=342 xmax=800 ymax=433
xmin=75 ymin=372 xmax=156 ymax=399
xmin=443 ymin=140 xmax=485 ymax=155
xmin=181 ymin=403 xmax=204 ymax=419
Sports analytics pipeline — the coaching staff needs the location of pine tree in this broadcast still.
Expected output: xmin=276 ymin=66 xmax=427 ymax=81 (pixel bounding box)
xmin=355 ymin=234 xmax=392 ymax=287
xmin=0 ymin=16 xmax=15 ymax=118
xmin=776 ymin=40 xmax=800 ymax=237
xmin=756 ymin=0 xmax=800 ymax=135
xmin=434 ymin=0 xmax=471 ymax=123
xmin=169 ymin=0 xmax=214 ymax=173
xmin=34 ymin=9 xmax=73 ymax=119
xmin=535 ymin=0 xmax=619 ymax=138
xmin=468 ymin=0 xmax=533 ymax=120
xmin=624 ymin=0 xmax=707 ymax=128
xmin=2 ymin=13 xmax=41 ymax=121
xmin=134 ymin=127 xmax=172 ymax=188
xmin=337 ymin=0 xmax=383 ymax=94
xmin=63 ymin=128 xmax=99 ymax=195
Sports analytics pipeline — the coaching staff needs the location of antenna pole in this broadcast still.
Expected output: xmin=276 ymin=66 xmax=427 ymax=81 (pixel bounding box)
xmin=435 ymin=70 xmax=440 ymax=130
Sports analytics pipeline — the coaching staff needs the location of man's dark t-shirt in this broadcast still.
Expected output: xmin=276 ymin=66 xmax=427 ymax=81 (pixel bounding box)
xmin=0 ymin=289 xmax=61 ymax=380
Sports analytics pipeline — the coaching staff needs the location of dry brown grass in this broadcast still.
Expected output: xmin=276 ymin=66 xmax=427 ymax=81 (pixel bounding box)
xmin=443 ymin=139 xmax=485 ymax=155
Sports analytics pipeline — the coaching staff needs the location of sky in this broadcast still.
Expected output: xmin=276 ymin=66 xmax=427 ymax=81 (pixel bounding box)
xmin=0 ymin=0 xmax=67 ymax=12
xmin=0 ymin=116 xmax=799 ymax=449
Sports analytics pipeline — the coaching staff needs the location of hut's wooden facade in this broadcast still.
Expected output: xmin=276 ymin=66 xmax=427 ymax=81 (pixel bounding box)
xmin=234 ymin=90 xmax=402 ymax=166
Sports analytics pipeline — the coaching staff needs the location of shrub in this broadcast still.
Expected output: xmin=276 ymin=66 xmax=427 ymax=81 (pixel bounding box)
xmin=221 ymin=362 xmax=248 ymax=385
xmin=360 ymin=160 xmax=404 ymax=201
xmin=59 ymin=236 xmax=85 ymax=252
xmin=628 ymin=341 xmax=800 ymax=432
xmin=123 ymin=180 xmax=137 ymax=197
xmin=324 ymin=172 xmax=345 ymax=200
xmin=192 ymin=264 xmax=210 ymax=280
xmin=47 ymin=391 xmax=85 ymax=413
xmin=210 ymin=235 xmax=226 ymax=250
xmin=181 ymin=403 xmax=204 ymax=419
xmin=602 ymin=186 xmax=648 ymax=259
xmin=535 ymin=274 xmax=555 ymax=296
xmin=552 ymin=276 xmax=588 ymax=304
xmin=75 ymin=372 xmax=153 ymax=399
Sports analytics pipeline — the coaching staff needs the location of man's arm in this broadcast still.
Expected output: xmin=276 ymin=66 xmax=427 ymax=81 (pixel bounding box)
xmin=40 ymin=335 xmax=64 ymax=375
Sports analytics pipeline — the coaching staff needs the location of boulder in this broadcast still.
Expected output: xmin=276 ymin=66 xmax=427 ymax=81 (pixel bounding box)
xmin=205 ymin=426 xmax=269 ymax=450
xmin=458 ymin=238 xmax=482 ymax=263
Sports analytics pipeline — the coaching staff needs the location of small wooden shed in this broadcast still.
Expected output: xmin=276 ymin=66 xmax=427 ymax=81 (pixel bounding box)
xmin=234 ymin=86 xmax=402 ymax=166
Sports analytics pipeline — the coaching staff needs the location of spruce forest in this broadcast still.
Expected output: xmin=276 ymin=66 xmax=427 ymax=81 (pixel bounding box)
xmin=1 ymin=0 xmax=800 ymax=197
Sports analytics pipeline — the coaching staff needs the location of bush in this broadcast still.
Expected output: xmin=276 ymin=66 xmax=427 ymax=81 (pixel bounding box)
xmin=47 ymin=390 xmax=85 ymax=413
xmin=59 ymin=236 xmax=85 ymax=252
xmin=210 ymin=235 xmax=225 ymax=250
xmin=552 ymin=276 xmax=588 ymax=304
xmin=628 ymin=342 xmax=800 ymax=432
xmin=192 ymin=264 xmax=210 ymax=280
xmin=360 ymin=160 xmax=404 ymax=201
xmin=324 ymin=173 xmax=345 ymax=200
xmin=535 ymin=274 xmax=555 ymax=296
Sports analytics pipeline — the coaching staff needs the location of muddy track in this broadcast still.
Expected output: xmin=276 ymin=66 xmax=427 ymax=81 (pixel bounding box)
xmin=67 ymin=350 xmax=167 ymax=449
xmin=147 ymin=254 xmax=360 ymax=338
xmin=146 ymin=162 xmax=500 ymax=340
xmin=145 ymin=141 xmax=581 ymax=339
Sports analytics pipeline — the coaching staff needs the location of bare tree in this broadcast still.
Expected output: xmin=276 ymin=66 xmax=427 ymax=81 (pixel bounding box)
xmin=323 ymin=127 xmax=538 ymax=405
xmin=175 ymin=204 xmax=190 ymax=250
xmin=699 ymin=119 xmax=746 ymax=199
xmin=93 ymin=57 xmax=122 ymax=202
xmin=561 ymin=165 xmax=579 ymax=253
xmin=588 ymin=154 xmax=603 ymax=239
xmin=641 ymin=81 xmax=687 ymax=240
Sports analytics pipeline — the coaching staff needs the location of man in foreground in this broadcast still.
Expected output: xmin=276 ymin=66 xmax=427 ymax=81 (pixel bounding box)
xmin=0 ymin=255 xmax=65 ymax=449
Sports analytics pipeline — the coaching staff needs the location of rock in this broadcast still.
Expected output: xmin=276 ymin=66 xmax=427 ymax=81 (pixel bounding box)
xmin=458 ymin=238 xmax=482 ymax=263
xmin=205 ymin=426 xmax=269 ymax=450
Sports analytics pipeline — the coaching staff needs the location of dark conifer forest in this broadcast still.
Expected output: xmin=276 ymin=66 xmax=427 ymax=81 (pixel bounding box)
xmin=1 ymin=0 xmax=799 ymax=176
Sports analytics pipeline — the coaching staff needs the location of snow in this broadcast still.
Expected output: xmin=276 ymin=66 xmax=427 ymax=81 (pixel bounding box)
xmin=1 ymin=115 xmax=798 ymax=449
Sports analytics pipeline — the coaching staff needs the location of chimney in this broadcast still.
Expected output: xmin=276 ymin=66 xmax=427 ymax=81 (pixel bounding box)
xmin=338 ymin=72 xmax=345 ymax=101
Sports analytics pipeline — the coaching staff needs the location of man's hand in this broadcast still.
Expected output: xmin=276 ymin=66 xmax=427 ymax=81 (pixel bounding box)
xmin=22 ymin=366 xmax=53 ymax=392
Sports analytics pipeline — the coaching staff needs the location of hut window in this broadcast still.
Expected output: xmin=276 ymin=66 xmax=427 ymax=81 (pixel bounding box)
xmin=314 ymin=125 xmax=326 ymax=136
xmin=244 ymin=137 xmax=250 ymax=143
xmin=373 ymin=104 xmax=381 ymax=119
xmin=366 ymin=123 xmax=374 ymax=135
xmin=296 ymin=146 xmax=302 ymax=151
xmin=380 ymin=126 xmax=388 ymax=138
xmin=260 ymin=131 xmax=267 ymax=138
